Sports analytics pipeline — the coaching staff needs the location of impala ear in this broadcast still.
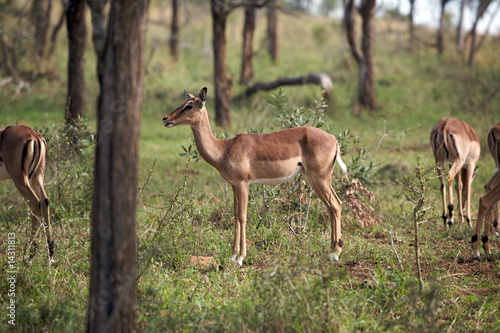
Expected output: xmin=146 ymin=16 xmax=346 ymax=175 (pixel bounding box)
xmin=198 ymin=87 xmax=207 ymax=105
xmin=184 ymin=90 xmax=195 ymax=100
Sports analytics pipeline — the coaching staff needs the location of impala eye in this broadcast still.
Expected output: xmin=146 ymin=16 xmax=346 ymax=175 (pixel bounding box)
xmin=182 ymin=105 xmax=193 ymax=111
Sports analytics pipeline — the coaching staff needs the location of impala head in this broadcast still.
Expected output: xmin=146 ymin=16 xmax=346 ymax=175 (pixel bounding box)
xmin=163 ymin=87 xmax=207 ymax=128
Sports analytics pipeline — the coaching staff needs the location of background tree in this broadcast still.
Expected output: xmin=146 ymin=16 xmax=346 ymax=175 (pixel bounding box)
xmin=409 ymin=0 xmax=415 ymax=50
xmin=211 ymin=0 xmax=233 ymax=128
xmin=86 ymin=0 xmax=108 ymax=60
xmin=437 ymin=0 xmax=450 ymax=55
xmin=267 ymin=0 xmax=280 ymax=62
xmin=456 ymin=0 xmax=467 ymax=52
xmin=240 ymin=4 xmax=257 ymax=85
xmin=170 ymin=0 xmax=179 ymax=62
xmin=31 ymin=0 xmax=52 ymax=63
xmin=87 ymin=0 xmax=149 ymax=331
xmin=344 ymin=0 xmax=377 ymax=111
xmin=467 ymin=0 xmax=499 ymax=66
xmin=65 ymin=0 xmax=87 ymax=124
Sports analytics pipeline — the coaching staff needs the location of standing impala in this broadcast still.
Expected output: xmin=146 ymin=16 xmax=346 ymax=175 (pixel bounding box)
xmin=163 ymin=88 xmax=347 ymax=265
xmin=472 ymin=124 xmax=500 ymax=260
xmin=0 ymin=125 xmax=54 ymax=257
xmin=430 ymin=117 xmax=480 ymax=228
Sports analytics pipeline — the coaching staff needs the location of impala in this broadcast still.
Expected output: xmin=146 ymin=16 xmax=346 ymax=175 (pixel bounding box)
xmin=162 ymin=88 xmax=347 ymax=265
xmin=430 ymin=117 xmax=480 ymax=228
xmin=0 ymin=125 xmax=54 ymax=257
xmin=472 ymin=124 xmax=500 ymax=260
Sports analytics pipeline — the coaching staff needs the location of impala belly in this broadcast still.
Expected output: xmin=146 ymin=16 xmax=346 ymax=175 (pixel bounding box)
xmin=249 ymin=160 xmax=302 ymax=186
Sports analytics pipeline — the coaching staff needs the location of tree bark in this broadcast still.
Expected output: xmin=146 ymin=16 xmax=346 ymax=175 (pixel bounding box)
xmin=240 ymin=5 xmax=256 ymax=85
xmin=65 ymin=0 xmax=87 ymax=124
xmin=86 ymin=0 xmax=108 ymax=61
xmin=456 ymin=0 xmax=467 ymax=52
xmin=468 ymin=0 xmax=496 ymax=67
xmin=437 ymin=0 xmax=449 ymax=55
xmin=358 ymin=0 xmax=376 ymax=110
xmin=31 ymin=0 xmax=52 ymax=61
xmin=409 ymin=0 xmax=415 ymax=50
xmin=343 ymin=0 xmax=362 ymax=65
xmin=48 ymin=1 xmax=68 ymax=58
xmin=170 ymin=0 xmax=179 ymax=62
xmin=87 ymin=0 xmax=149 ymax=332
xmin=267 ymin=0 xmax=279 ymax=62
xmin=211 ymin=0 xmax=232 ymax=128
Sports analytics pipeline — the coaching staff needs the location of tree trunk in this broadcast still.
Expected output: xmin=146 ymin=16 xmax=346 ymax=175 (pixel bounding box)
xmin=65 ymin=0 xmax=87 ymax=124
xmin=456 ymin=0 xmax=467 ymax=52
xmin=87 ymin=0 xmax=149 ymax=332
xmin=267 ymin=0 xmax=279 ymax=63
xmin=409 ymin=0 xmax=415 ymax=50
xmin=48 ymin=1 xmax=68 ymax=58
xmin=437 ymin=0 xmax=449 ymax=55
xmin=31 ymin=0 xmax=52 ymax=62
xmin=468 ymin=0 xmax=496 ymax=67
xmin=86 ymin=0 xmax=108 ymax=61
xmin=343 ymin=0 xmax=362 ymax=65
xmin=358 ymin=0 xmax=376 ymax=109
xmin=211 ymin=0 xmax=232 ymax=128
xmin=240 ymin=5 xmax=256 ymax=85
xmin=170 ymin=0 xmax=179 ymax=62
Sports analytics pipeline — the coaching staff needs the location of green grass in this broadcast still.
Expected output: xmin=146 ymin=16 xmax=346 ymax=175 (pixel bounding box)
xmin=1 ymin=1 xmax=500 ymax=331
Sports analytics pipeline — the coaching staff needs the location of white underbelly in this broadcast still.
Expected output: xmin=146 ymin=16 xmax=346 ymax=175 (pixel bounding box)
xmin=0 ymin=163 xmax=10 ymax=180
xmin=249 ymin=164 xmax=302 ymax=186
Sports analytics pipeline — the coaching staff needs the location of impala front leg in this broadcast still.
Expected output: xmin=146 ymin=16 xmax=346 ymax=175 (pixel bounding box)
xmin=231 ymin=183 xmax=249 ymax=266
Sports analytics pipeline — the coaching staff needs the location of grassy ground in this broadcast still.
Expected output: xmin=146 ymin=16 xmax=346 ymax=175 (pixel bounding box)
xmin=1 ymin=2 xmax=500 ymax=331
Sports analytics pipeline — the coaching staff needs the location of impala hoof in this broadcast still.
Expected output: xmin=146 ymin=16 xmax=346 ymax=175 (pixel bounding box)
xmin=328 ymin=252 xmax=340 ymax=263
xmin=447 ymin=220 xmax=453 ymax=228
xmin=236 ymin=257 xmax=244 ymax=267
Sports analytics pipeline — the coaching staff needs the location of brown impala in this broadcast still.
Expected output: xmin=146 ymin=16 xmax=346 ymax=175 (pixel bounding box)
xmin=430 ymin=117 xmax=480 ymax=228
xmin=163 ymin=88 xmax=347 ymax=266
xmin=0 ymin=125 xmax=54 ymax=258
xmin=472 ymin=124 xmax=500 ymax=260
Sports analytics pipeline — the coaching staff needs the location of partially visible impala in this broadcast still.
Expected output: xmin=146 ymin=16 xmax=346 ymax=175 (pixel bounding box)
xmin=0 ymin=125 xmax=54 ymax=258
xmin=163 ymin=88 xmax=347 ymax=266
xmin=430 ymin=117 xmax=480 ymax=228
xmin=472 ymin=124 xmax=500 ymax=260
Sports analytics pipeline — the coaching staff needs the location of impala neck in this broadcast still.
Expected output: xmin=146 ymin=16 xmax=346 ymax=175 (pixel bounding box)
xmin=190 ymin=107 xmax=225 ymax=167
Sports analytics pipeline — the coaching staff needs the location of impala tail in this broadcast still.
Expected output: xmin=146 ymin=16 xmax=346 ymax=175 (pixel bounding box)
xmin=335 ymin=144 xmax=348 ymax=176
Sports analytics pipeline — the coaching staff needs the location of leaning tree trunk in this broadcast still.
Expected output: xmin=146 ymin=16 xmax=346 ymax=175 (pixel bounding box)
xmin=170 ymin=0 xmax=179 ymax=61
xmin=31 ymin=0 xmax=52 ymax=62
xmin=437 ymin=0 xmax=449 ymax=55
xmin=87 ymin=0 xmax=149 ymax=331
xmin=65 ymin=0 xmax=87 ymax=124
xmin=456 ymin=0 xmax=467 ymax=52
xmin=211 ymin=0 xmax=232 ymax=128
xmin=358 ymin=0 xmax=376 ymax=110
xmin=240 ymin=5 xmax=256 ymax=85
xmin=267 ymin=0 xmax=279 ymax=63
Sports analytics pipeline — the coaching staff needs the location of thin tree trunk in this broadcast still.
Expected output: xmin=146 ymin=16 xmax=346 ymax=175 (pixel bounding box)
xmin=240 ymin=5 xmax=256 ymax=85
xmin=456 ymin=0 xmax=467 ymax=52
xmin=358 ymin=0 xmax=376 ymax=109
xmin=267 ymin=0 xmax=279 ymax=63
xmin=409 ymin=0 xmax=415 ymax=50
xmin=65 ymin=0 xmax=87 ymax=124
xmin=48 ymin=1 xmax=68 ymax=58
xmin=343 ymin=0 xmax=362 ymax=65
xmin=31 ymin=0 xmax=52 ymax=62
xmin=437 ymin=0 xmax=449 ymax=55
xmin=170 ymin=0 xmax=179 ymax=62
xmin=468 ymin=0 xmax=493 ymax=67
xmin=211 ymin=0 xmax=231 ymax=128
xmin=87 ymin=0 xmax=149 ymax=331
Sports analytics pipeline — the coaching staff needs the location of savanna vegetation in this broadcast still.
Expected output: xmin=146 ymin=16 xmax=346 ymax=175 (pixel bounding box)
xmin=0 ymin=0 xmax=499 ymax=331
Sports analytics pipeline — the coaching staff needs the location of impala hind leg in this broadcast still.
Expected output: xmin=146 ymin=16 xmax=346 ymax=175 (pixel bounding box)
xmin=485 ymin=172 xmax=500 ymax=237
xmin=12 ymin=177 xmax=42 ymax=257
xmin=32 ymin=174 xmax=54 ymax=257
xmin=436 ymin=163 xmax=448 ymax=227
xmin=472 ymin=174 xmax=500 ymax=260
xmin=309 ymin=176 xmax=343 ymax=262
xmin=231 ymin=183 xmax=249 ymax=266
xmin=447 ymin=158 xmax=465 ymax=227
